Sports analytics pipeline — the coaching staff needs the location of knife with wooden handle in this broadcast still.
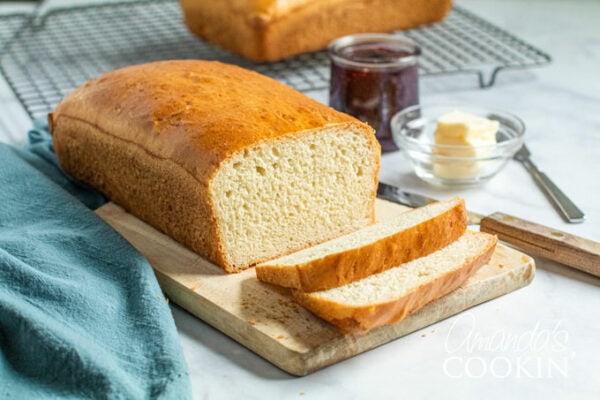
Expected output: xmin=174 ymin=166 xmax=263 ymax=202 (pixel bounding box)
xmin=377 ymin=182 xmax=600 ymax=277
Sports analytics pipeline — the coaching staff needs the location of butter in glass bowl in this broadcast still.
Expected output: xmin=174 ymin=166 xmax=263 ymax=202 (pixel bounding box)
xmin=433 ymin=110 xmax=500 ymax=179
xmin=391 ymin=104 xmax=525 ymax=187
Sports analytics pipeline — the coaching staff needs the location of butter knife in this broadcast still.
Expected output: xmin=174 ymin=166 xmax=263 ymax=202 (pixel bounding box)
xmin=514 ymin=144 xmax=585 ymax=224
xmin=377 ymin=182 xmax=600 ymax=277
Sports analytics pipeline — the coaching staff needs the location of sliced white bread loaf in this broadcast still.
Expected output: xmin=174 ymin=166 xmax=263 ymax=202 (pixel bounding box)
xmin=256 ymin=198 xmax=467 ymax=292
xmin=51 ymin=60 xmax=380 ymax=273
xmin=293 ymin=231 xmax=497 ymax=334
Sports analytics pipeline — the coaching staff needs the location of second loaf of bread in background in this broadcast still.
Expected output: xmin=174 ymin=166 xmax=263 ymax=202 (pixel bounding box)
xmin=180 ymin=0 xmax=453 ymax=61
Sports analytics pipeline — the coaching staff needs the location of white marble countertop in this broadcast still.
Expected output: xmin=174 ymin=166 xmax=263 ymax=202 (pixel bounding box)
xmin=1 ymin=0 xmax=599 ymax=399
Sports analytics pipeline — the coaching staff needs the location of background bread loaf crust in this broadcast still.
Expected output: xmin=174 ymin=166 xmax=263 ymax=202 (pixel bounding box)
xmin=181 ymin=0 xmax=453 ymax=61
xmin=51 ymin=60 xmax=380 ymax=272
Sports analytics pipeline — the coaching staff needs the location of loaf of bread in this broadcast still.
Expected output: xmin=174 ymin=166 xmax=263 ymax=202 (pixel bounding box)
xmin=50 ymin=60 xmax=380 ymax=273
xmin=294 ymin=231 xmax=497 ymax=334
xmin=180 ymin=0 xmax=453 ymax=61
xmin=256 ymin=198 xmax=467 ymax=291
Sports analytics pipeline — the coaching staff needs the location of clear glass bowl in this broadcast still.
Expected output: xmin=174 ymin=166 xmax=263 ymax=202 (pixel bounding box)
xmin=391 ymin=104 xmax=525 ymax=187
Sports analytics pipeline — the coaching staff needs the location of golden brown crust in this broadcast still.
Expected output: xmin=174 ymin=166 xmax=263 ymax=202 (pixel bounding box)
xmin=52 ymin=60 xmax=366 ymax=182
xmin=181 ymin=0 xmax=453 ymax=61
xmin=293 ymin=232 xmax=497 ymax=334
xmin=51 ymin=60 xmax=378 ymax=272
xmin=255 ymin=198 xmax=467 ymax=291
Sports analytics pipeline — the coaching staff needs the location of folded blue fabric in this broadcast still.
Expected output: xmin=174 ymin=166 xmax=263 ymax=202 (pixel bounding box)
xmin=0 ymin=123 xmax=192 ymax=399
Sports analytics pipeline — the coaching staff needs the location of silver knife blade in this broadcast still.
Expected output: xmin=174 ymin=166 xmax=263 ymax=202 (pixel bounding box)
xmin=377 ymin=181 xmax=485 ymax=225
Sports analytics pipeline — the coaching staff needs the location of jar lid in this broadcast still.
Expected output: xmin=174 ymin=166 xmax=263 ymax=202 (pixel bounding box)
xmin=328 ymin=33 xmax=421 ymax=70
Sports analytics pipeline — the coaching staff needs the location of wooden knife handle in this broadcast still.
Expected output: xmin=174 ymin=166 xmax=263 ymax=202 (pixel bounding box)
xmin=480 ymin=212 xmax=600 ymax=277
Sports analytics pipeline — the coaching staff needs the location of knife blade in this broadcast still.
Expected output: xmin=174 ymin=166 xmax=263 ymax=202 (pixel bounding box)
xmin=377 ymin=181 xmax=600 ymax=278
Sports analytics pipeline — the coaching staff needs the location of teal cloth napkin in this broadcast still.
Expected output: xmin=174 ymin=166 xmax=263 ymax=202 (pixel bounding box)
xmin=0 ymin=122 xmax=192 ymax=399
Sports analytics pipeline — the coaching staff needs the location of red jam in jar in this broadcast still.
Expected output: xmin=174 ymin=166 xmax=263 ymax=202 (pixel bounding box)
xmin=329 ymin=34 xmax=420 ymax=152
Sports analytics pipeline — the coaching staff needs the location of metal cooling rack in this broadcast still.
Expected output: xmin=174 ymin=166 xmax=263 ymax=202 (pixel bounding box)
xmin=0 ymin=13 xmax=30 ymax=55
xmin=0 ymin=0 xmax=551 ymax=120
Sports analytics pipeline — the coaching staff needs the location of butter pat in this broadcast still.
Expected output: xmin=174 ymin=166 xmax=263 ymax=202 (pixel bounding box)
xmin=433 ymin=110 xmax=499 ymax=179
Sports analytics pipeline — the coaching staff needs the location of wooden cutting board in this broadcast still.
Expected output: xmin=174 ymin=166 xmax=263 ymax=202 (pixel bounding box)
xmin=96 ymin=199 xmax=535 ymax=376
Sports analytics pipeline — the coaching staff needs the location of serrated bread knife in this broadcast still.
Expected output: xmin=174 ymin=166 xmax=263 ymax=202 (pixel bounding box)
xmin=377 ymin=182 xmax=600 ymax=278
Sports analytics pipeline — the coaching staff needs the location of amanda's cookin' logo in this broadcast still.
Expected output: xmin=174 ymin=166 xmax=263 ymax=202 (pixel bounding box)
xmin=442 ymin=313 xmax=572 ymax=379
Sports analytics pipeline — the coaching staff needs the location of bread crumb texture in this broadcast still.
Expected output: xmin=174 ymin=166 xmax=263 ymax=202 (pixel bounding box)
xmin=212 ymin=126 xmax=378 ymax=269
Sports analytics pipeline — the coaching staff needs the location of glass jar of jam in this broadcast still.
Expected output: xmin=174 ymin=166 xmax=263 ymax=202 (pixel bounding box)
xmin=329 ymin=34 xmax=421 ymax=152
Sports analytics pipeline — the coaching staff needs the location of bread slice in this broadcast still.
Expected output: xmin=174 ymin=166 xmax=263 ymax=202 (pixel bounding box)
xmin=256 ymin=198 xmax=467 ymax=291
xmin=293 ymin=231 xmax=497 ymax=334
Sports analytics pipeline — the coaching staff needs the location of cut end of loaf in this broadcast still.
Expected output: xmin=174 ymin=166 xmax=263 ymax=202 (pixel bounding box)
xmin=210 ymin=124 xmax=380 ymax=272
xmin=293 ymin=231 xmax=497 ymax=334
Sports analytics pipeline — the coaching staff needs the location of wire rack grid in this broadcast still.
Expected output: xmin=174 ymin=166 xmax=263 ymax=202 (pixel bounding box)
xmin=0 ymin=13 xmax=31 ymax=55
xmin=0 ymin=0 xmax=551 ymax=120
